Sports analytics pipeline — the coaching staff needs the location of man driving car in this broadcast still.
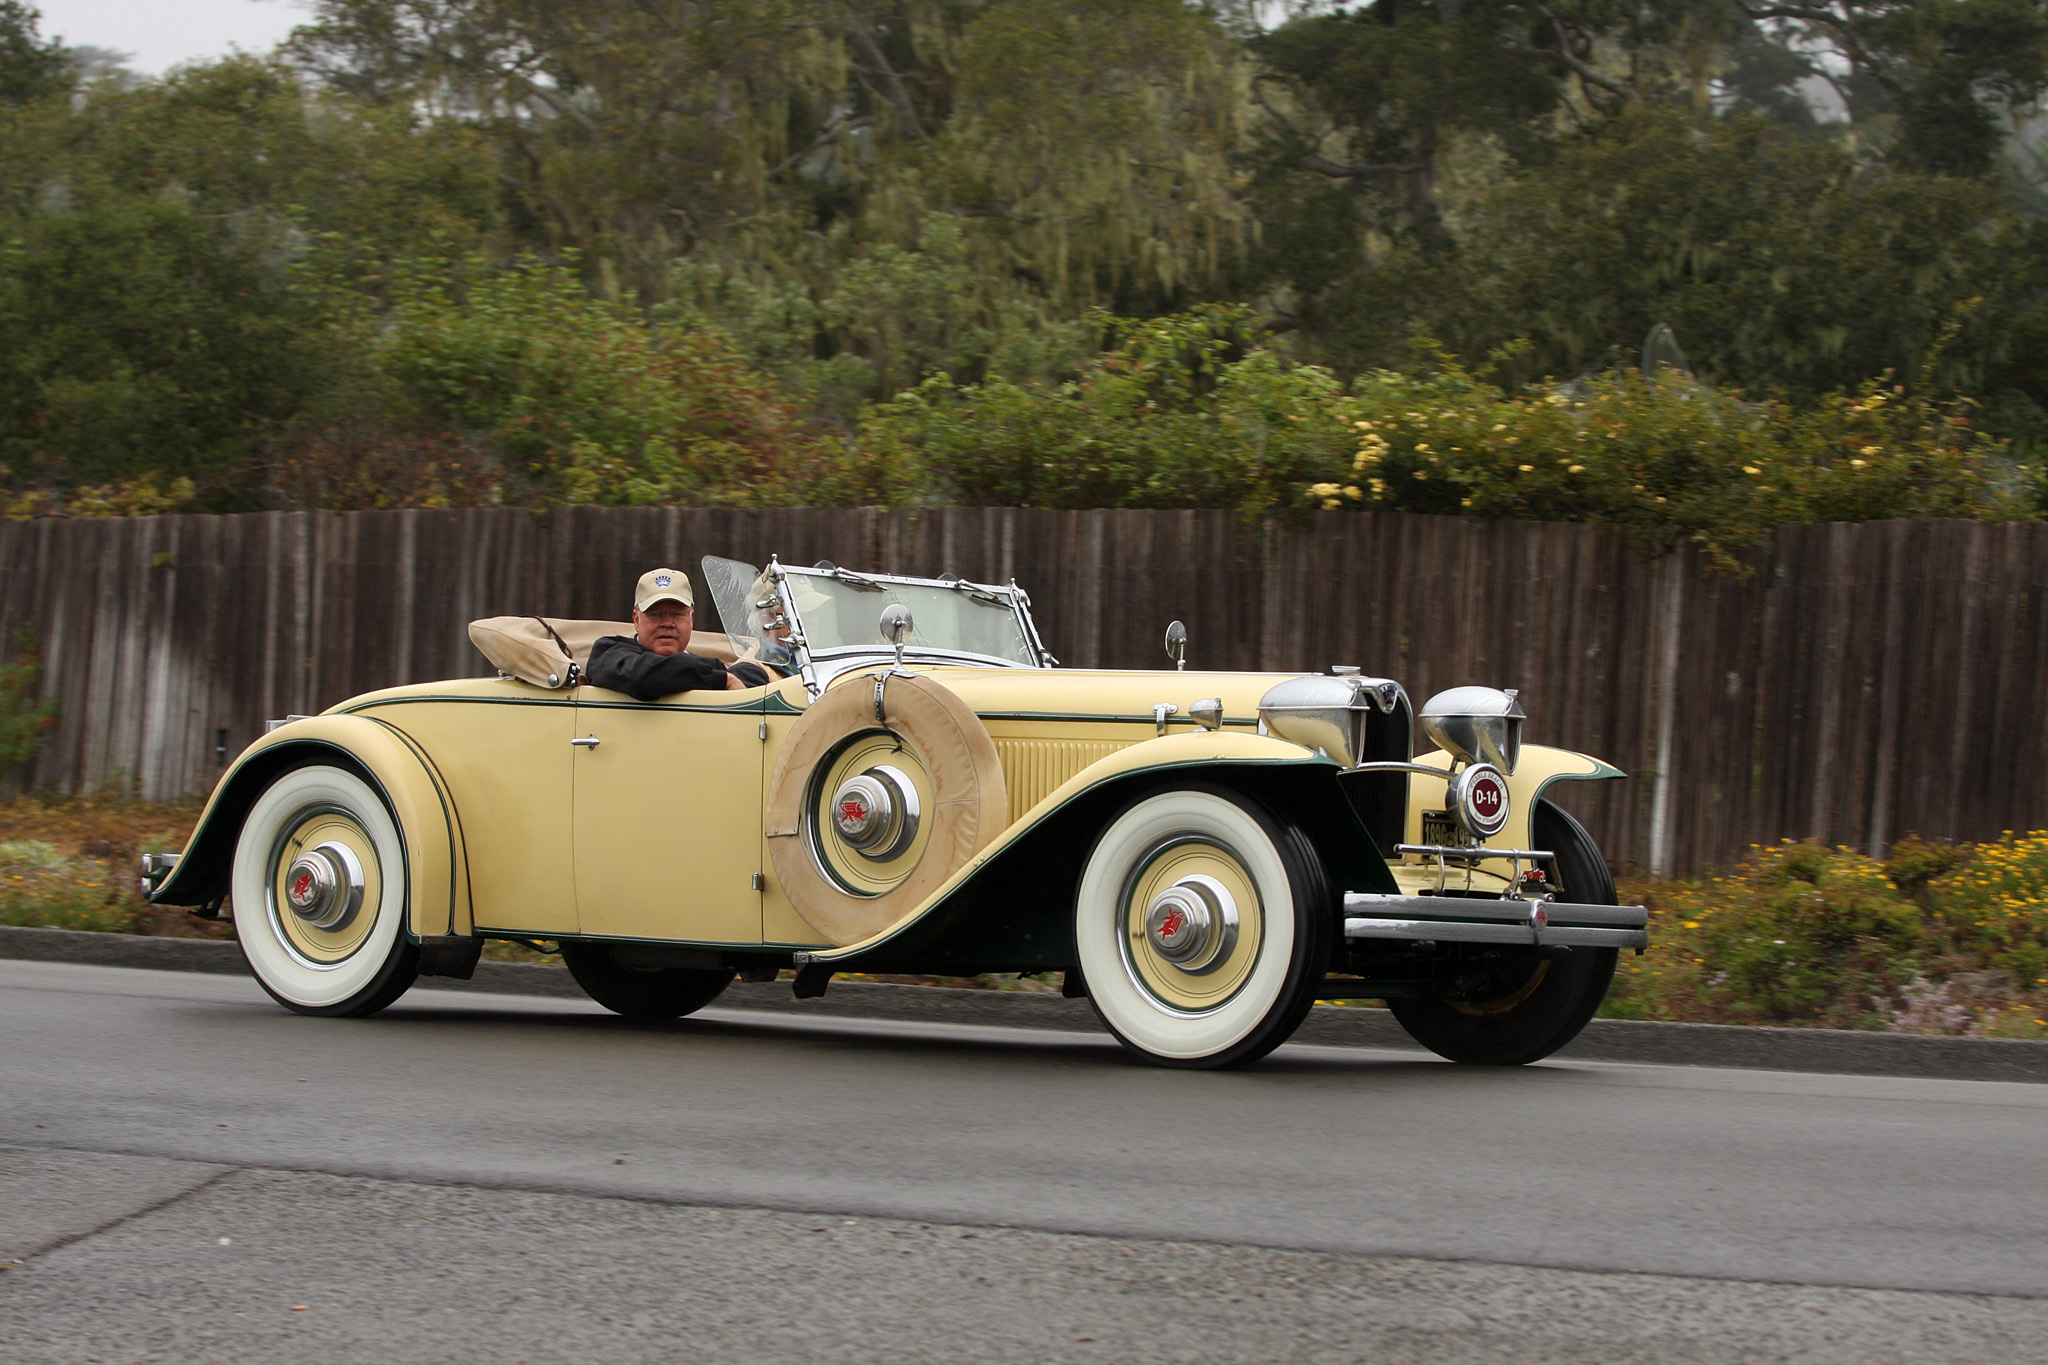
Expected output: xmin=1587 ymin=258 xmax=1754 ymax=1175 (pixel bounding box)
xmin=585 ymin=568 xmax=771 ymax=700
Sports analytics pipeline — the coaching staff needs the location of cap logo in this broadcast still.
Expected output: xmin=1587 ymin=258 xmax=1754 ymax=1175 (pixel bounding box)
xmin=654 ymin=574 xmax=672 ymax=588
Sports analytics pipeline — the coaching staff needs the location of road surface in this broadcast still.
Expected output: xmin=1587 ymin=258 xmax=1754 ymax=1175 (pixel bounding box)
xmin=3 ymin=959 xmax=2043 ymax=1362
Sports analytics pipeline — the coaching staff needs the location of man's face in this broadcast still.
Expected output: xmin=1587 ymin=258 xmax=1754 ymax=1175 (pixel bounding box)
xmin=634 ymin=601 xmax=692 ymax=656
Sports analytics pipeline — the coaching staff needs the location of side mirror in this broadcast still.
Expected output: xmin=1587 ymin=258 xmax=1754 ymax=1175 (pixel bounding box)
xmin=880 ymin=603 xmax=914 ymax=673
xmin=879 ymin=603 xmax=913 ymax=646
xmin=1164 ymin=620 xmax=1188 ymax=671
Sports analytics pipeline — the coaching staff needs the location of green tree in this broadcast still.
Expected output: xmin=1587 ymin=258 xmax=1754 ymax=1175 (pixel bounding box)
xmin=1733 ymin=0 xmax=2048 ymax=177
xmin=269 ymin=255 xmax=821 ymax=508
xmin=0 ymin=1 xmax=69 ymax=106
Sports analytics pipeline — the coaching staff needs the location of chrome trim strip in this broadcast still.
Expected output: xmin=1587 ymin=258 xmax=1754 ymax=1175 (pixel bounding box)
xmin=1394 ymin=844 xmax=1554 ymax=861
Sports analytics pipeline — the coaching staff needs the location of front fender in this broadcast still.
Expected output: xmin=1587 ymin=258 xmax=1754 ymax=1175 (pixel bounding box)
xmin=1406 ymin=741 xmax=1624 ymax=852
xmin=796 ymin=730 xmax=1395 ymax=971
xmin=148 ymin=716 xmax=472 ymax=939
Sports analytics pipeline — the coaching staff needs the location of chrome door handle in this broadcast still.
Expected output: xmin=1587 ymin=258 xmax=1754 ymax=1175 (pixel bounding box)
xmin=570 ymin=734 xmax=601 ymax=749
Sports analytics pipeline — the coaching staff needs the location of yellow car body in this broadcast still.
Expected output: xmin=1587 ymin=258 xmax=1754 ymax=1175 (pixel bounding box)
xmin=148 ymin=558 xmax=1643 ymax=1068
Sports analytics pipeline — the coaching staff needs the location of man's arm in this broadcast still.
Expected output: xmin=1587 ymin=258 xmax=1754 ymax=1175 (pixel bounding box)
xmin=585 ymin=636 xmax=732 ymax=702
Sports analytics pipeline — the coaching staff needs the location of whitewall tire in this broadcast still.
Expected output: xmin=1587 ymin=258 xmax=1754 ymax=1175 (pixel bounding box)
xmin=1076 ymin=786 xmax=1330 ymax=1068
xmin=232 ymin=762 xmax=418 ymax=1017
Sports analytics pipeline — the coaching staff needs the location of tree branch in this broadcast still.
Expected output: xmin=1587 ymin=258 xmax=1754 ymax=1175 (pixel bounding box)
xmin=1303 ymin=153 xmax=1424 ymax=178
xmin=846 ymin=9 xmax=929 ymax=143
xmin=1538 ymin=7 xmax=1631 ymax=99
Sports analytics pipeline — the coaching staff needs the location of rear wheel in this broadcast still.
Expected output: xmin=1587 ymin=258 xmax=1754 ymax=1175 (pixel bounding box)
xmin=561 ymin=942 xmax=736 ymax=1019
xmin=1388 ymin=800 xmax=1618 ymax=1065
xmin=1076 ymin=786 xmax=1332 ymax=1069
xmin=232 ymin=762 xmax=418 ymax=1017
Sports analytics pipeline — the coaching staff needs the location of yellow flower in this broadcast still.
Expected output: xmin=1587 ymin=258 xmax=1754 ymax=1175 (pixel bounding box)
xmin=1309 ymin=481 xmax=1341 ymax=497
xmin=1412 ymin=470 xmax=1428 ymax=480
xmin=1850 ymin=458 xmax=1867 ymax=469
xmin=1568 ymin=464 xmax=1584 ymax=474
xmin=1460 ymin=497 xmax=1473 ymax=507
xmin=1343 ymin=485 xmax=1362 ymax=500
xmin=1860 ymin=445 xmax=1882 ymax=457
xmin=1518 ymin=464 xmax=1535 ymax=473
xmin=1742 ymin=466 xmax=1761 ymax=475
xmin=1415 ymin=442 xmax=1431 ymax=452
xmin=1367 ymin=477 xmax=1386 ymax=496
xmin=1491 ymin=423 xmax=1507 ymax=432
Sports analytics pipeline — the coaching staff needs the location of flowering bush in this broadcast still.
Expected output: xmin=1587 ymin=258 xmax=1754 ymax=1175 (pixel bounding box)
xmin=1921 ymin=831 xmax=2048 ymax=989
xmin=1320 ymin=348 xmax=2012 ymax=568
xmin=1609 ymin=836 xmax=2048 ymax=1035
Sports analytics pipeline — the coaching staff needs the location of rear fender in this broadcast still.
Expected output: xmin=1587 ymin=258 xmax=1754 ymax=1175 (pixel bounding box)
xmin=147 ymin=716 xmax=472 ymax=939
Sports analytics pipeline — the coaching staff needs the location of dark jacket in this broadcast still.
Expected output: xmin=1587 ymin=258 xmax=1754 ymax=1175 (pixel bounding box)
xmin=585 ymin=635 xmax=731 ymax=701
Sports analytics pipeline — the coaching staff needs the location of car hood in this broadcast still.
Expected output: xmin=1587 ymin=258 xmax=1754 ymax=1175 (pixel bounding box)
xmin=845 ymin=666 xmax=1314 ymax=727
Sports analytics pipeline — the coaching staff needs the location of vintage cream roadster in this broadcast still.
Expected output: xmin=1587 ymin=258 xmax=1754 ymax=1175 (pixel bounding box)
xmin=144 ymin=558 xmax=1646 ymax=1068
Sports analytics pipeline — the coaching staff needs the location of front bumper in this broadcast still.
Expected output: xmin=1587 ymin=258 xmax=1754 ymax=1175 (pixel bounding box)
xmin=1343 ymin=892 xmax=1649 ymax=951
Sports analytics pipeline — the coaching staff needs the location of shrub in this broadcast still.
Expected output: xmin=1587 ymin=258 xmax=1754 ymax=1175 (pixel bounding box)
xmin=0 ymin=625 xmax=55 ymax=770
xmin=1610 ymin=836 xmax=2048 ymax=1033
xmin=1610 ymin=841 xmax=1926 ymax=1028
xmin=1331 ymin=349 xmax=2012 ymax=567
xmin=847 ymin=306 xmax=1364 ymax=511
xmin=1919 ymin=831 xmax=2048 ymax=991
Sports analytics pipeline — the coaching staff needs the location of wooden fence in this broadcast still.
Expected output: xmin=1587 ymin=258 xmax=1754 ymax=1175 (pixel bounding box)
xmin=3 ymin=507 xmax=2043 ymax=876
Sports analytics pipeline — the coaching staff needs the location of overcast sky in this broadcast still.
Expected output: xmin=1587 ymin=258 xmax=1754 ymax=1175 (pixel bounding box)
xmin=33 ymin=0 xmax=311 ymax=76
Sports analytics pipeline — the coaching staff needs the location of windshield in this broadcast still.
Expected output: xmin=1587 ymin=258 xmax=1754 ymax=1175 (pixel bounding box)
xmin=705 ymin=556 xmax=1039 ymax=668
xmin=785 ymin=571 xmax=1038 ymax=665
xmin=700 ymin=555 xmax=798 ymax=671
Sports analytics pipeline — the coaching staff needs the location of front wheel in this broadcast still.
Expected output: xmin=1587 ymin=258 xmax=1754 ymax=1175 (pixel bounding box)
xmin=1076 ymin=786 xmax=1332 ymax=1069
xmin=1388 ymin=800 xmax=1619 ymax=1065
xmin=561 ymin=942 xmax=736 ymax=1019
xmin=232 ymin=762 xmax=419 ymax=1017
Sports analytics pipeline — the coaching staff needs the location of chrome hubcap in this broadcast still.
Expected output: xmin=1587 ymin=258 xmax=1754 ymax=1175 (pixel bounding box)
xmin=830 ymin=765 xmax=920 ymax=861
xmin=282 ymin=842 xmax=365 ymax=930
xmin=1142 ymin=874 xmax=1238 ymax=974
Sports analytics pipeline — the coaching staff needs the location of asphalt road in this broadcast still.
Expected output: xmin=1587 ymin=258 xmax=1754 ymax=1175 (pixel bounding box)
xmin=5 ymin=959 xmax=2047 ymax=1364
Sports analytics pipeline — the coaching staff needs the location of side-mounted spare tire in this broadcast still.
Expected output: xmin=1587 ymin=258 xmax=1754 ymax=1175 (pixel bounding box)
xmin=1388 ymin=799 xmax=1619 ymax=1065
xmin=765 ymin=672 xmax=1008 ymax=946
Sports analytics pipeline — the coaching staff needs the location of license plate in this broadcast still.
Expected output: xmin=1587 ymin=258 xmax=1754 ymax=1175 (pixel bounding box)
xmin=1421 ymin=811 xmax=1461 ymax=846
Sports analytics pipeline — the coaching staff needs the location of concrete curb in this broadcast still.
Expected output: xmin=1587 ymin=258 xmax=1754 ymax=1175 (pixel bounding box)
xmin=5 ymin=924 xmax=2045 ymax=1083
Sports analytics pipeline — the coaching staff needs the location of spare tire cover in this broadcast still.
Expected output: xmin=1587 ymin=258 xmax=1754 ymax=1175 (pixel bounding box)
xmin=767 ymin=673 xmax=1008 ymax=947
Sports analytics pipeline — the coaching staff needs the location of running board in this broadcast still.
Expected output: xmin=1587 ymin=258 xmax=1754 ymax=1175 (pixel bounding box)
xmin=1343 ymin=893 xmax=1649 ymax=951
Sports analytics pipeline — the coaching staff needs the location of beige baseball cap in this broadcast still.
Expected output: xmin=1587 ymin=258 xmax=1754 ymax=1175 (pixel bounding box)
xmin=633 ymin=568 xmax=694 ymax=613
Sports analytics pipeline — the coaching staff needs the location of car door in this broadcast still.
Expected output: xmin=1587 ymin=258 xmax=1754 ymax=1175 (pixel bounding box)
xmin=372 ymin=689 xmax=581 ymax=937
xmin=570 ymin=685 xmax=768 ymax=945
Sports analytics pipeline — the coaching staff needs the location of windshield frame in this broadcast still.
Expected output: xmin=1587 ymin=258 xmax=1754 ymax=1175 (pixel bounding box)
xmin=762 ymin=560 xmax=1053 ymax=694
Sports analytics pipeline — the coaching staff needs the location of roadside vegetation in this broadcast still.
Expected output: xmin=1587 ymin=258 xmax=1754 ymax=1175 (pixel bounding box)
xmin=6 ymin=797 xmax=2043 ymax=1034
xmin=1 ymin=1 xmax=2046 ymax=553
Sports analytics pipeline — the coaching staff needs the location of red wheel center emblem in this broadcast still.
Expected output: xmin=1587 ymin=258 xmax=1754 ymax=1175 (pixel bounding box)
xmin=1159 ymin=907 xmax=1186 ymax=940
xmin=290 ymin=872 xmax=314 ymax=904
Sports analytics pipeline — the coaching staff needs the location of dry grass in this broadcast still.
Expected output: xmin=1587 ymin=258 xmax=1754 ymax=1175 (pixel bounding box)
xmin=0 ymin=795 xmax=228 ymax=939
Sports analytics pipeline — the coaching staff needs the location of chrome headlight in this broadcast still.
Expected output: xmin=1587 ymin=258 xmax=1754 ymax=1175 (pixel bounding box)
xmin=1418 ymin=686 xmax=1524 ymax=775
xmin=1258 ymin=674 xmax=1408 ymax=768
